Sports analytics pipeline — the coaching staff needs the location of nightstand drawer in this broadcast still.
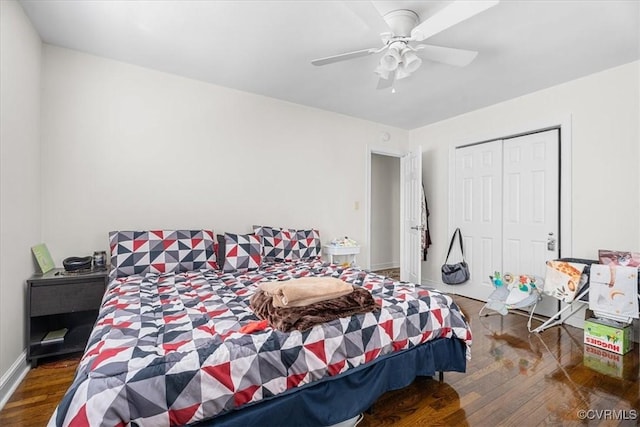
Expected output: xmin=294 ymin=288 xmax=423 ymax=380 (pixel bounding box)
xmin=30 ymin=281 xmax=105 ymax=316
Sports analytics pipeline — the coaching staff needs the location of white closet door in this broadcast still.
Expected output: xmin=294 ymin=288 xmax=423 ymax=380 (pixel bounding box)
xmin=502 ymin=129 xmax=559 ymax=315
xmin=451 ymin=140 xmax=502 ymax=300
xmin=450 ymin=129 xmax=560 ymax=307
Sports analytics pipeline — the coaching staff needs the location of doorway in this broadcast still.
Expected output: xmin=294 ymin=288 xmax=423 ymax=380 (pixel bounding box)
xmin=370 ymin=153 xmax=401 ymax=273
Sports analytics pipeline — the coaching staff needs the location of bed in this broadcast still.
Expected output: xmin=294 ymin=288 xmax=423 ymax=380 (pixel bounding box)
xmin=48 ymin=229 xmax=472 ymax=427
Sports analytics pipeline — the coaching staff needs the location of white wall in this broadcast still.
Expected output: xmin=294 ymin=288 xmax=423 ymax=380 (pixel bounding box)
xmin=370 ymin=154 xmax=400 ymax=270
xmin=0 ymin=0 xmax=42 ymax=401
xmin=40 ymin=45 xmax=409 ymax=268
xmin=412 ymin=61 xmax=640 ymax=287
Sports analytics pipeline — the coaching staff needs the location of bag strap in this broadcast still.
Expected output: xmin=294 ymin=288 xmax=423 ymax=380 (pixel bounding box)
xmin=444 ymin=228 xmax=465 ymax=262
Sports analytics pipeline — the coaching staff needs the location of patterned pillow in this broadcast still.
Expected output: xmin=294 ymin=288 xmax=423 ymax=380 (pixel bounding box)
xmin=253 ymin=226 xmax=297 ymax=261
xmin=295 ymin=228 xmax=322 ymax=260
xmin=253 ymin=226 xmax=321 ymax=261
xmin=109 ymin=230 xmax=218 ymax=278
xmin=217 ymin=233 xmax=262 ymax=272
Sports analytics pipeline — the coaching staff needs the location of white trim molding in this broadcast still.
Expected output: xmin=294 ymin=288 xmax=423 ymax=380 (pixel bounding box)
xmin=0 ymin=350 xmax=29 ymax=411
xmin=370 ymin=262 xmax=400 ymax=271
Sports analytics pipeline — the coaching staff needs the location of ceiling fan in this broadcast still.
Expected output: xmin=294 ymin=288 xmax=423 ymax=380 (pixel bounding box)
xmin=311 ymin=1 xmax=499 ymax=89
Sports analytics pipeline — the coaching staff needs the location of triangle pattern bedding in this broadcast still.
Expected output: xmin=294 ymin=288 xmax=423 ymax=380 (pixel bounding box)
xmin=49 ymin=260 xmax=472 ymax=426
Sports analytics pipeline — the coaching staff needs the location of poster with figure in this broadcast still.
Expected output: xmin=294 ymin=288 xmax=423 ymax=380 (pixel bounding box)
xmin=598 ymin=249 xmax=640 ymax=267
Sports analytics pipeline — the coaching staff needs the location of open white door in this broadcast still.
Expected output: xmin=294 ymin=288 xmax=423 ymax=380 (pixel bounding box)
xmin=400 ymin=147 xmax=422 ymax=283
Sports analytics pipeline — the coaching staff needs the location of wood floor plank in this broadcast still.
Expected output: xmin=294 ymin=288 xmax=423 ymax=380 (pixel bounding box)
xmin=1 ymin=296 xmax=638 ymax=426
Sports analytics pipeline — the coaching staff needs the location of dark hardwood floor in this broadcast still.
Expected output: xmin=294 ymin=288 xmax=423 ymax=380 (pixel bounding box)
xmin=1 ymin=296 xmax=638 ymax=426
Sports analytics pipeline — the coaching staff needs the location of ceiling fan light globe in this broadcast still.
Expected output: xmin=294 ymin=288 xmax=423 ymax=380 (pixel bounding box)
xmin=380 ymin=49 xmax=400 ymax=71
xmin=402 ymin=51 xmax=422 ymax=73
xmin=395 ymin=65 xmax=411 ymax=80
xmin=375 ymin=65 xmax=390 ymax=80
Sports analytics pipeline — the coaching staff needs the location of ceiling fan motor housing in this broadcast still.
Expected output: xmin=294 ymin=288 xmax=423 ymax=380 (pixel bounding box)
xmin=383 ymin=9 xmax=419 ymax=37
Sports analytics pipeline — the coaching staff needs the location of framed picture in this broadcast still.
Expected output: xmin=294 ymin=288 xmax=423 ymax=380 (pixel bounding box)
xmin=31 ymin=243 xmax=55 ymax=274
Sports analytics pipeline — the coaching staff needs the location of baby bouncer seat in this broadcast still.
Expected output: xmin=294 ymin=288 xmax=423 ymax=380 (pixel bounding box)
xmin=479 ymin=272 xmax=544 ymax=332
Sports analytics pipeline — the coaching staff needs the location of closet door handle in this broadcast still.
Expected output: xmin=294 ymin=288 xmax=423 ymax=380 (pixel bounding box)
xmin=410 ymin=225 xmax=424 ymax=231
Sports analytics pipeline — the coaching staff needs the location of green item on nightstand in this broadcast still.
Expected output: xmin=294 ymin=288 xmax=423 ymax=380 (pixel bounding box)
xmin=31 ymin=243 xmax=55 ymax=274
xmin=41 ymin=327 xmax=68 ymax=345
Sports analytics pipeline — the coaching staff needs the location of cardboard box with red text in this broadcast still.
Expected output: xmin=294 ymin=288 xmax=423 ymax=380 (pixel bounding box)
xmin=584 ymin=317 xmax=632 ymax=355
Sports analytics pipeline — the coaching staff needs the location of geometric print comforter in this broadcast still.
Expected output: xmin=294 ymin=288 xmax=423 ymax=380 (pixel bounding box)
xmin=49 ymin=260 xmax=472 ymax=427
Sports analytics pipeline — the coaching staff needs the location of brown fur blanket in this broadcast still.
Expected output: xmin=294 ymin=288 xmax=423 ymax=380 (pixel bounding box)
xmin=250 ymin=285 xmax=378 ymax=332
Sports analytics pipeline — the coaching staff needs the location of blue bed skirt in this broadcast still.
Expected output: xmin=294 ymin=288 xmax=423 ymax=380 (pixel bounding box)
xmin=193 ymin=337 xmax=467 ymax=426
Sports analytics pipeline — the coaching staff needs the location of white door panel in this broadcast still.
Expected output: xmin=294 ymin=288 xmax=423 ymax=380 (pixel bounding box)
xmin=401 ymin=147 xmax=422 ymax=283
xmin=450 ymin=140 xmax=502 ymax=300
xmin=503 ymin=130 xmax=559 ymax=316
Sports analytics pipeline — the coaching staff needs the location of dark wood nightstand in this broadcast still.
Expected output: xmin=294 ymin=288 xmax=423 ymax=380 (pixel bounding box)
xmin=26 ymin=268 xmax=108 ymax=367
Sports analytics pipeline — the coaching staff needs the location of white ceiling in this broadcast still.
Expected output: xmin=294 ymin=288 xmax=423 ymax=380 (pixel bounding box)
xmin=19 ymin=0 xmax=640 ymax=130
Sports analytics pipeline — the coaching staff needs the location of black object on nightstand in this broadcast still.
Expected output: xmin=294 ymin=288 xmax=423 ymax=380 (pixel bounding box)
xmin=26 ymin=268 xmax=108 ymax=367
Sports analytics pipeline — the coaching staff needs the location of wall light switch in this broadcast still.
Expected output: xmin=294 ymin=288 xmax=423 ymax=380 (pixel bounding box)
xmin=354 ymin=201 xmax=360 ymax=210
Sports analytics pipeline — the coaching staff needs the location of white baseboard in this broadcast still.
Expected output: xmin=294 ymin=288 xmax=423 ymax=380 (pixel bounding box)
xmin=0 ymin=350 xmax=29 ymax=411
xmin=421 ymin=278 xmax=439 ymax=287
xmin=370 ymin=262 xmax=399 ymax=271
xmin=421 ymin=278 xmax=460 ymax=294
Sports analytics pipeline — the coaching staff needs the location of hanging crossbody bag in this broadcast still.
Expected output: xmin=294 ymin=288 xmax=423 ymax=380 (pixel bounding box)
xmin=441 ymin=228 xmax=470 ymax=285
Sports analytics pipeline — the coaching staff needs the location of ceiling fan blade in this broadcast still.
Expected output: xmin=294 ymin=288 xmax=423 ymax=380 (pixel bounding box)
xmin=377 ymin=71 xmax=395 ymax=90
xmin=311 ymin=48 xmax=379 ymax=66
xmin=342 ymin=1 xmax=391 ymax=35
xmin=410 ymin=0 xmax=500 ymax=42
xmin=416 ymin=44 xmax=478 ymax=67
